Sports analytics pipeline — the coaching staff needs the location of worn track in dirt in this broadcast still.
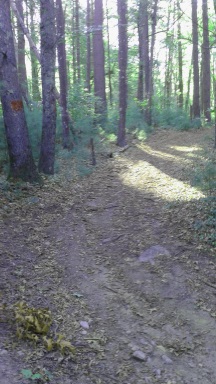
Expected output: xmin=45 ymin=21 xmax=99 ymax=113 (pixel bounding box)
xmin=1 ymin=128 xmax=216 ymax=384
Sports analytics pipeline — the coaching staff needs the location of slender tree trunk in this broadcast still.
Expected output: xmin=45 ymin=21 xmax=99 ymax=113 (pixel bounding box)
xmin=177 ymin=0 xmax=183 ymax=108
xmin=214 ymin=0 xmax=216 ymax=14
xmin=105 ymin=0 xmax=113 ymax=105
xmin=38 ymin=0 xmax=56 ymax=174
xmin=117 ymin=0 xmax=127 ymax=147
xmin=75 ymin=0 xmax=81 ymax=83
xmin=137 ymin=0 xmax=150 ymax=123
xmin=192 ymin=0 xmax=200 ymax=118
xmin=72 ymin=0 xmax=77 ymax=84
xmin=86 ymin=0 xmax=91 ymax=92
xmin=93 ymin=0 xmax=107 ymax=116
xmin=202 ymin=0 xmax=211 ymax=122
xmin=16 ymin=0 xmax=29 ymax=103
xmin=148 ymin=0 xmax=158 ymax=124
xmin=29 ymin=0 xmax=41 ymax=101
xmin=137 ymin=1 xmax=144 ymax=102
xmin=56 ymin=0 xmax=71 ymax=148
xmin=164 ymin=1 xmax=174 ymax=107
xmin=0 ymin=0 xmax=39 ymax=182
xmin=213 ymin=56 xmax=216 ymax=147
xmin=185 ymin=55 xmax=193 ymax=112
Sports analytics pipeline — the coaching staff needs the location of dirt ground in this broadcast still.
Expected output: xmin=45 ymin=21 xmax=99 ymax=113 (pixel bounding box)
xmin=0 ymin=128 xmax=216 ymax=384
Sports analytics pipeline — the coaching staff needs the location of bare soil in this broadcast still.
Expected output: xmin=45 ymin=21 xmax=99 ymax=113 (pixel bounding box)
xmin=0 ymin=128 xmax=216 ymax=384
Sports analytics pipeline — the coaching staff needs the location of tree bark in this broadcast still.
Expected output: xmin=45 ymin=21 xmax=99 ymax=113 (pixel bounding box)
xmin=191 ymin=0 xmax=200 ymax=118
xmin=148 ymin=0 xmax=158 ymax=124
xmin=38 ymin=0 xmax=57 ymax=174
xmin=0 ymin=0 xmax=39 ymax=182
xmin=117 ymin=0 xmax=128 ymax=147
xmin=16 ymin=0 xmax=29 ymax=103
xmin=202 ymin=0 xmax=211 ymax=122
xmin=86 ymin=0 xmax=92 ymax=92
xmin=75 ymin=0 xmax=81 ymax=83
xmin=177 ymin=0 xmax=183 ymax=108
xmin=56 ymin=0 xmax=71 ymax=148
xmin=105 ymin=0 xmax=113 ymax=105
xmin=93 ymin=0 xmax=107 ymax=116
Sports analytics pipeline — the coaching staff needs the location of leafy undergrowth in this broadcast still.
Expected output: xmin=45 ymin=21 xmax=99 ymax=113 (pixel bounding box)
xmin=0 ymin=126 xmax=216 ymax=384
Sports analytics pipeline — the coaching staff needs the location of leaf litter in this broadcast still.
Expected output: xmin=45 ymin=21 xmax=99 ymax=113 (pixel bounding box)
xmin=0 ymin=127 xmax=216 ymax=383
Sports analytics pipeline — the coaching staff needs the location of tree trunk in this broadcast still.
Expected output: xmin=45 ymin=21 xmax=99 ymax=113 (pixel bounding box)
xmin=213 ymin=56 xmax=216 ymax=147
xmin=185 ymin=56 xmax=192 ymax=112
xmin=202 ymin=0 xmax=211 ymax=122
xmin=56 ymin=0 xmax=71 ymax=148
xmin=38 ymin=0 xmax=56 ymax=174
xmin=148 ymin=0 xmax=158 ymax=124
xmin=177 ymin=0 xmax=183 ymax=108
xmin=75 ymin=0 xmax=81 ymax=83
xmin=164 ymin=1 xmax=174 ymax=107
xmin=28 ymin=0 xmax=41 ymax=101
xmin=86 ymin=0 xmax=91 ymax=92
xmin=16 ymin=0 xmax=29 ymax=103
xmin=117 ymin=0 xmax=128 ymax=147
xmin=105 ymin=0 xmax=113 ymax=105
xmin=137 ymin=1 xmax=144 ymax=102
xmin=93 ymin=0 xmax=107 ymax=116
xmin=192 ymin=0 xmax=200 ymax=118
xmin=0 ymin=0 xmax=39 ymax=182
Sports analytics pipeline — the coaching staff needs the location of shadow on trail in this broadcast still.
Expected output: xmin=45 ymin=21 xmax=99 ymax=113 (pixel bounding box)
xmin=0 ymin=128 xmax=215 ymax=384
xmin=125 ymin=128 xmax=212 ymax=188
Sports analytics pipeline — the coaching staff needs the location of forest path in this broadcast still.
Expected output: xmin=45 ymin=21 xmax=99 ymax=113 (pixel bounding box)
xmin=1 ymin=128 xmax=216 ymax=384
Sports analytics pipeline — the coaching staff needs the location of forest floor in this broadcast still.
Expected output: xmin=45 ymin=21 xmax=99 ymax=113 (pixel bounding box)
xmin=0 ymin=127 xmax=216 ymax=384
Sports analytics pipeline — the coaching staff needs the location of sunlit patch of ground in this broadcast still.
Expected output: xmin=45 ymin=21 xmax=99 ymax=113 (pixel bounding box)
xmin=117 ymin=141 xmax=205 ymax=202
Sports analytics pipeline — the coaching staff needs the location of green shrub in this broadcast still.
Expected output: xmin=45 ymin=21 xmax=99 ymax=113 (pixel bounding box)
xmin=153 ymin=106 xmax=201 ymax=130
xmin=193 ymin=152 xmax=216 ymax=247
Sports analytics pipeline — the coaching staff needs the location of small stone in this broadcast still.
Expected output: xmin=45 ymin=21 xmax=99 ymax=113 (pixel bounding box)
xmin=155 ymin=369 xmax=161 ymax=378
xmin=162 ymin=354 xmax=173 ymax=364
xmin=144 ymin=377 xmax=152 ymax=384
xmin=81 ymin=330 xmax=87 ymax=335
xmin=80 ymin=321 xmax=89 ymax=329
xmin=0 ymin=349 xmax=8 ymax=356
xmin=132 ymin=350 xmax=147 ymax=361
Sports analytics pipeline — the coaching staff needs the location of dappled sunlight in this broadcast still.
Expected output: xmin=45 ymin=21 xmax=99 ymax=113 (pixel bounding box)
xmin=137 ymin=143 xmax=179 ymax=161
xmin=170 ymin=145 xmax=202 ymax=153
xmin=117 ymin=157 xmax=205 ymax=202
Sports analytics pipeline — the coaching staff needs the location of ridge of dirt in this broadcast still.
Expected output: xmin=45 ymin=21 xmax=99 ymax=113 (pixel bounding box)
xmin=0 ymin=127 xmax=216 ymax=384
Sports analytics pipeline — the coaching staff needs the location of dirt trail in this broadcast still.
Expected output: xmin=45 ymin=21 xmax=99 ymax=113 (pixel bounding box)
xmin=1 ymin=128 xmax=216 ymax=384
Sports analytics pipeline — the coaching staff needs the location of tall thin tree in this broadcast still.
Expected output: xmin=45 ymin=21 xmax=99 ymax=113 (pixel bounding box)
xmin=16 ymin=0 xmax=29 ymax=103
xmin=191 ymin=0 xmax=200 ymax=118
xmin=38 ymin=0 xmax=56 ymax=174
xmin=117 ymin=0 xmax=128 ymax=146
xmin=93 ymin=0 xmax=107 ymax=116
xmin=56 ymin=0 xmax=71 ymax=148
xmin=202 ymin=0 xmax=211 ymax=122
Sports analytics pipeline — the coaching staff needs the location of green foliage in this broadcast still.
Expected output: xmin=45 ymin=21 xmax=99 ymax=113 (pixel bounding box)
xmin=193 ymin=153 xmax=216 ymax=247
xmin=126 ymin=100 xmax=152 ymax=139
xmin=55 ymin=87 xmax=100 ymax=177
xmin=194 ymin=197 xmax=216 ymax=247
xmin=25 ymin=103 xmax=62 ymax=160
xmin=24 ymin=103 xmax=42 ymax=158
xmin=193 ymin=156 xmax=216 ymax=195
xmin=153 ymin=106 xmax=201 ymax=130
xmin=21 ymin=368 xmax=53 ymax=382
